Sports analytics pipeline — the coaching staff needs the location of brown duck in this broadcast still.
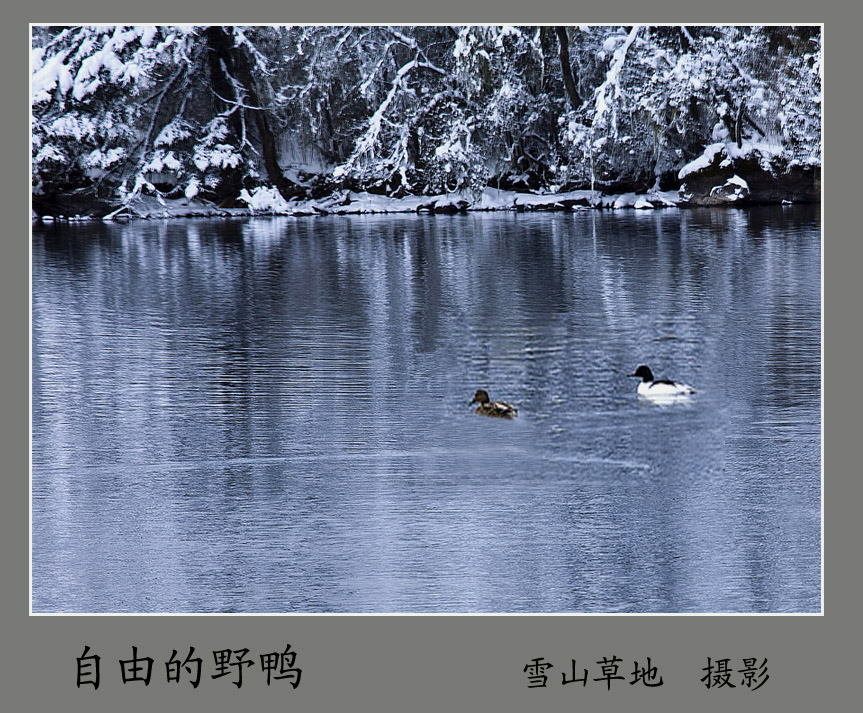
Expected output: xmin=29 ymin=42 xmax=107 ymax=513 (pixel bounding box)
xmin=469 ymin=389 xmax=518 ymax=419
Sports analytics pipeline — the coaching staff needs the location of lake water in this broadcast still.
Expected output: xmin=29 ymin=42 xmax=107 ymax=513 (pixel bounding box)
xmin=31 ymin=207 xmax=821 ymax=613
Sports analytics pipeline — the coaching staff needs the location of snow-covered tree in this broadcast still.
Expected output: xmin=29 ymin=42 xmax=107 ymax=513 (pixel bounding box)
xmin=31 ymin=25 xmax=821 ymax=207
xmin=32 ymin=26 xmax=193 ymax=197
xmin=320 ymin=26 xmax=453 ymax=194
xmin=556 ymin=25 xmax=822 ymax=191
xmin=32 ymin=26 xmax=297 ymax=205
xmin=449 ymin=26 xmax=563 ymax=190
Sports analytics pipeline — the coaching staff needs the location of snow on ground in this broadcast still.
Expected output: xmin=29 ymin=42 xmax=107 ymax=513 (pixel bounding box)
xmin=678 ymin=143 xmax=726 ymax=179
xmin=33 ymin=186 xmax=685 ymax=223
xmin=708 ymin=175 xmax=750 ymax=201
xmin=204 ymin=187 xmax=675 ymax=217
xmin=678 ymin=140 xmax=789 ymax=181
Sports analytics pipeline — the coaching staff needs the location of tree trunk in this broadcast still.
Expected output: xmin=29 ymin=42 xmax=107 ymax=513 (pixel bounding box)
xmin=735 ymin=101 xmax=744 ymax=148
xmin=204 ymin=27 xmax=246 ymax=200
xmin=205 ymin=26 xmax=299 ymax=202
xmin=230 ymin=45 xmax=300 ymax=201
xmin=555 ymin=27 xmax=581 ymax=110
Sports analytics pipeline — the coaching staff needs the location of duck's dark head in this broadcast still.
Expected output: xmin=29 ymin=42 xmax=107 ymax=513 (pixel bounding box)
xmin=470 ymin=389 xmax=490 ymax=406
xmin=629 ymin=365 xmax=654 ymax=382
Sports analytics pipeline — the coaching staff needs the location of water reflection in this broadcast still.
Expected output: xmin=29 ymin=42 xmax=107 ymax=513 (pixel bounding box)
xmin=32 ymin=207 xmax=820 ymax=612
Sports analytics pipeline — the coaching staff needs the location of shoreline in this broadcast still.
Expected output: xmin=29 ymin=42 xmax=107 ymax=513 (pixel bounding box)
xmin=31 ymin=185 xmax=818 ymax=224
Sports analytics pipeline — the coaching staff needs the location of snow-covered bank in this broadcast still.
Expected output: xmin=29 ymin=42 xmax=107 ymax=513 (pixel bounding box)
xmin=32 ymin=187 xmax=688 ymax=223
xmin=677 ymin=142 xmax=820 ymax=206
xmin=240 ymin=185 xmax=684 ymax=215
xmin=33 ymin=174 xmax=822 ymax=223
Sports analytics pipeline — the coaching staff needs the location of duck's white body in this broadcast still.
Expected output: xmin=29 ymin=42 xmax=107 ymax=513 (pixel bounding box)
xmin=630 ymin=365 xmax=695 ymax=399
xmin=637 ymin=379 xmax=695 ymax=397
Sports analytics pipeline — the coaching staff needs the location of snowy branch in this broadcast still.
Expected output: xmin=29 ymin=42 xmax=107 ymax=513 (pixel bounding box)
xmin=593 ymin=25 xmax=640 ymax=132
xmin=335 ymin=57 xmax=420 ymax=177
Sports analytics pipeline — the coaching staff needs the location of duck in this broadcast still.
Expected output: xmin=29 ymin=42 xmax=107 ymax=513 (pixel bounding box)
xmin=628 ymin=365 xmax=695 ymax=397
xmin=469 ymin=389 xmax=518 ymax=418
